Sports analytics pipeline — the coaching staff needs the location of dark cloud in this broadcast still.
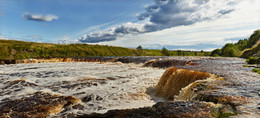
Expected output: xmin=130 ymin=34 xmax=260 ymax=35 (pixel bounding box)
xmin=22 ymin=13 xmax=58 ymax=22
xmin=142 ymin=0 xmax=238 ymax=32
xmin=78 ymin=0 xmax=239 ymax=43
xmin=218 ymin=9 xmax=235 ymax=15
xmin=79 ymin=32 xmax=117 ymax=43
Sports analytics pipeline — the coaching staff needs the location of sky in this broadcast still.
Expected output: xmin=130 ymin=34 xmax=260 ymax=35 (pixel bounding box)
xmin=0 ymin=0 xmax=260 ymax=51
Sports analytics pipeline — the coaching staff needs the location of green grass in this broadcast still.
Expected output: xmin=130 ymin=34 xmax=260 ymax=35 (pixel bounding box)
xmin=0 ymin=39 xmax=210 ymax=59
xmin=243 ymin=64 xmax=250 ymax=67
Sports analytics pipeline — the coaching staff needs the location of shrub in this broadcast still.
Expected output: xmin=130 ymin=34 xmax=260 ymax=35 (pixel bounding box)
xmin=252 ymin=68 xmax=260 ymax=74
xmin=246 ymin=57 xmax=260 ymax=64
xmin=161 ymin=47 xmax=170 ymax=56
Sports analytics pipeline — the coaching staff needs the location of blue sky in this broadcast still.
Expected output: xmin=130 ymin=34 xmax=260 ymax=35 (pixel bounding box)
xmin=1 ymin=0 xmax=260 ymax=51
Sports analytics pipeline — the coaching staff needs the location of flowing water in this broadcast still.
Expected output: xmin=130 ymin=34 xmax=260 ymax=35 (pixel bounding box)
xmin=0 ymin=57 xmax=259 ymax=117
xmin=0 ymin=62 xmax=165 ymax=117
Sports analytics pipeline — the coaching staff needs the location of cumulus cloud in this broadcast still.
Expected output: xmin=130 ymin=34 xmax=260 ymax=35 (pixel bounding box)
xmin=79 ymin=22 xmax=145 ymax=43
xmin=22 ymin=13 xmax=58 ymax=22
xmin=79 ymin=0 xmax=240 ymax=43
xmin=141 ymin=0 xmax=239 ymax=31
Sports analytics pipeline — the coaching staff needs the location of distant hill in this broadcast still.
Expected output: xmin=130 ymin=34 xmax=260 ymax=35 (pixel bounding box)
xmin=211 ymin=29 xmax=260 ymax=58
xmin=0 ymin=40 xmax=210 ymax=59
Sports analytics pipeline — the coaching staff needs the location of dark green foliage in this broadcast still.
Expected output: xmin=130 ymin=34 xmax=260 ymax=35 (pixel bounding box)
xmin=246 ymin=57 xmax=260 ymax=64
xmin=211 ymin=29 xmax=260 ymax=57
xmin=136 ymin=45 xmax=143 ymax=55
xmin=221 ymin=44 xmax=241 ymax=57
xmin=136 ymin=45 xmax=142 ymax=50
xmin=252 ymin=68 xmax=260 ymax=74
xmin=247 ymin=30 xmax=260 ymax=48
xmin=236 ymin=39 xmax=248 ymax=50
xmin=210 ymin=49 xmax=221 ymax=56
xmin=161 ymin=47 xmax=170 ymax=56
xmin=241 ymin=44 xmax=260 ymax=58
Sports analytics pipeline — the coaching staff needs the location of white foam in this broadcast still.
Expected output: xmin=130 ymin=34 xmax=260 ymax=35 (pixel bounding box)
xmin=0 ymin=62 xmax=165 ymax=115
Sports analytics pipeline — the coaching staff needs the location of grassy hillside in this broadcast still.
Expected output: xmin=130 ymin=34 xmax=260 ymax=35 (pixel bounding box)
xmin=211 ymin=29 xmax=260 ymax=58
xmin=0 ymin=40 xmax=210 ymax=59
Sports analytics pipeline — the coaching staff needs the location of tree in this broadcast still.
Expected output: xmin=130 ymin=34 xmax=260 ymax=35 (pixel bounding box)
xmin=161 ymin=47 xmax=170 ymax=56
xmin=210 ymin=49 xmax=221 ymax=56
xmin=136 ymin=45 xmax=143 ymax=55
xmin=177 ymin=50 xmax=182 ymax=56
xmin=221 ymin=44 xmax=241 ymax=57
xmin=136 ymin=45 xmax=142 ymax=50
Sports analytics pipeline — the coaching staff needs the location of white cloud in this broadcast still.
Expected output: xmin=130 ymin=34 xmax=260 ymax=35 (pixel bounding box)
xmin=78 ymin=22 xmax=146 ymax=43
xmin=22 ymin=13 xmax=58 ymax=22
xmin=96 ymin=0 xmax=260 ymax=51
xmin=72 ymin=0 xmax=260 ymax=51
xmin=58 ymin=36 xmax=78 ymax=44
xmin=78 ymin=0 xmax=242 ymax=43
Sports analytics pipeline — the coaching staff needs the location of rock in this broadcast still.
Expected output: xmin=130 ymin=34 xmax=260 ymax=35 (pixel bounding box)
xmin=96 ymin=95 xmax=103 ymax=101
xmin=0 ymin=92 xmax=81 ymax=118
xmin=143 ymin=59 xmax=199 ymax=68
xmin=0 ymin=61 xmax=5 ymax=64
xmin=82 ymin=94 xmax=94 ymax=102
xmin=72 ymin=104 xmax=85 ymax=110
xmin=77 ymin=101 xmax=218 ymax=118
xmin=107 ymin=77 xmax=117 ymax=80
xmin=82 ymin=94 xmax=103 ymax=103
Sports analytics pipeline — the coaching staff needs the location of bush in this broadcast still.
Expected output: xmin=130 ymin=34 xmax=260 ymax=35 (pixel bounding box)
xmin=246 ymin=57 xmax=260 ymax=64
xmin=252 ymin=68 xmax=260 ymax=74
xmin=221 ymin=44 xmax=241 ymax=57
xmin=210 ymin=49 xmax=221 ymax=56
xmin=161 ymin=47 xmax=170 ymax=56
xmin=213 ymin=54 xmax=220 ymax=57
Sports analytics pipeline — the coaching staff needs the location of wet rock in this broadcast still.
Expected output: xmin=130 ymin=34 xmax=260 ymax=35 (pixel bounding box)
xmin=96 ymin=95 xmax=103 ymax=101
xmin=107 ymin=77 xmax=117 ymax=80
xmin=49 ymin=78 xmax=107 ymax=91
xmin=82 ymin=94 xmax=103 ymax=102
xmin=72 ymin=104 xmax=85 ymax=110
xmin=3 ymin=79 xmax=38 ymax=90
xmin=0 ymin=61 xmax=5 ymax=64
xmin=0 ymin=91 xmax=81 ymax=118
xmin=77 ymin=101 xmax=215 ymax=118
xmin=0 ymin=59 xmax=16 ymax=64
xmin=82 ymin=94 xmax=94 ymax=103
xmin=73 ymin=92 xmax=86 ymax=96
xmin=194 ymin=93 xmax=250 ymax=106
xmin=143 ymin=59 xmax=199 ymax=68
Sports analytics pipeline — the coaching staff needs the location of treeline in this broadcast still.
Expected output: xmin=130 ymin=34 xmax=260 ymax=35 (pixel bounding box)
xmin=0 ymin=40 xmax=210 ymax=59
xmin=211 ymin=29 xmax=260 ymax=58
